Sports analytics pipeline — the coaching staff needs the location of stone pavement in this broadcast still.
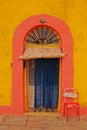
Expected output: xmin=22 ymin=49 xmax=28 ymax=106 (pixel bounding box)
xmin=0 ymin=113 xmax=87 ymax=130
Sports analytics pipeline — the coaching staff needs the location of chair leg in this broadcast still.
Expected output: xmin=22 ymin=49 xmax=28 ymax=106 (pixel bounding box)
xmin=77 ymin=107 xmax=78 ymax=116
xmin=78 ymin=107 xmax=80 ymax=121
xmin=67 ymin=107 xmax=69 ymax=122
xmin=77 ymin=107 xmax=80 ymax=121
xmin=63 ymin=104 xmax=66 ymax=116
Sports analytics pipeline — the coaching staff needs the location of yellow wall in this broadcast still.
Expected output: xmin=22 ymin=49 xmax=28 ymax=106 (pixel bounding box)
xmin=64 ymin=1 xmax=87 ymax=106
xmin=0 ymin=0 xmax=87 ymax=106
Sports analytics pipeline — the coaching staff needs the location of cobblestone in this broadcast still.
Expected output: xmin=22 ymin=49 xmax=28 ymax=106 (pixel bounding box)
xmin=0 ymin=115 xmax=28 ymax=126
xmin=0 ymin=114 xmax=87 ymax=130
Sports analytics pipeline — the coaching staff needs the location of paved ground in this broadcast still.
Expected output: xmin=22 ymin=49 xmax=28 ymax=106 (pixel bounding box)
xmin=0 ymin=113 xmax=87 ymax=130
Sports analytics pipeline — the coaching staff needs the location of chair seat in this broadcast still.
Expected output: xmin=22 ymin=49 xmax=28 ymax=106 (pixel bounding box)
xmin=65 ymin=103 xmax=80 ymax=108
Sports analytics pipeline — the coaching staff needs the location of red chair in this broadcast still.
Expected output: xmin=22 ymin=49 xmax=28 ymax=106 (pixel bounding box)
xmin=63 ymin=88 xmax=80 ymax=121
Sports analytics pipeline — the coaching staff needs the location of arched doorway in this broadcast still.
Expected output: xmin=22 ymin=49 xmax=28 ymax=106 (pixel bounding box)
xmin=11 ymin=14 xmax=73 ymax=115
xmin=22 ymin=26 xmax=62 ymax=112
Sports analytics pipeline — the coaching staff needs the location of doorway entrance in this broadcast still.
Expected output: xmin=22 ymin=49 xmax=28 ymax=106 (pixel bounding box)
xmin=11 ymin=14 xmax=73 ymax=115
xmin=26 ymin=58 xmax=59 ymax=112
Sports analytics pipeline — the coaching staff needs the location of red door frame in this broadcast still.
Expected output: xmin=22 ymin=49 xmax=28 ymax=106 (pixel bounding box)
xmin=0 ymin=14 xmax=73 ymax=115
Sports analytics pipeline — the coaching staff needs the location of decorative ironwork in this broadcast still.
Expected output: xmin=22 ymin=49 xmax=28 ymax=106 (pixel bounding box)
xmin=26 ymin=26 xmax=60 ymax=44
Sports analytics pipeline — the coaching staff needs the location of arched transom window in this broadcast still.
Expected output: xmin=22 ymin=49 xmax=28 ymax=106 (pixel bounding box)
xmin=26 ymin=26 xmax=60 ymax=45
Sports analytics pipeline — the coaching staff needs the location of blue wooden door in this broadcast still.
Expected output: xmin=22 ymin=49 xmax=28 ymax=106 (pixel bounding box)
xmin=34 ymin=58 xmax=59 ymax=109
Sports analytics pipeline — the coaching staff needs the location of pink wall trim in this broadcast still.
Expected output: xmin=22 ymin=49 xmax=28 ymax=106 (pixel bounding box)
xmin=0 ymin=14 xmax=74 ymax=115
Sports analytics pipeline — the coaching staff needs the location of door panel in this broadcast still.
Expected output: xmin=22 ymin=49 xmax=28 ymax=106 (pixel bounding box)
xmin=34 ymin=59 xmax=43 ymax=108
xmin=34 ymin=58 xmax=59 ymax=109
xmin=27 ymin=60 xmax=35 ymax=108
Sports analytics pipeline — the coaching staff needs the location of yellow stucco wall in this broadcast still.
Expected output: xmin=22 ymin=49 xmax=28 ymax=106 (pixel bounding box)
xmin=65 ymin=1 xmax=87 ymax=106
xmin=0 ymin=0 xmax=87 ymax=106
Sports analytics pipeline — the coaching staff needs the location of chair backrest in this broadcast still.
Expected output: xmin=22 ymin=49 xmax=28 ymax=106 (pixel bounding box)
xmin=63 ymin=88 xmax=79 ymax=104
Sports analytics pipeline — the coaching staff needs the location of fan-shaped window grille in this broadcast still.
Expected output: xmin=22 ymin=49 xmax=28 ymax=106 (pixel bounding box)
xmin=26 ymin=26 xmax=60 ymax=44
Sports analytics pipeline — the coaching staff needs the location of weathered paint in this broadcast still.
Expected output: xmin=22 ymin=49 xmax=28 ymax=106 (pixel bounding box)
xmin=0 ymin=14 xmax=73 ymax=115
xmin=0 ymin=0 xmax=87 ymax=115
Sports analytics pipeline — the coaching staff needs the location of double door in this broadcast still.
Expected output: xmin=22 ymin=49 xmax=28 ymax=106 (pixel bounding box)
xmin=27 ymin=58 xmax=59 ymax=110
